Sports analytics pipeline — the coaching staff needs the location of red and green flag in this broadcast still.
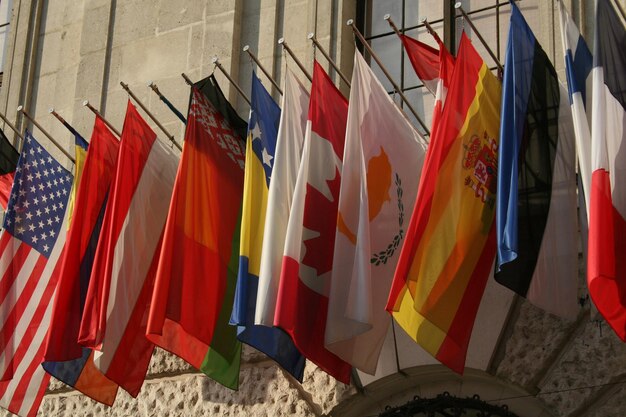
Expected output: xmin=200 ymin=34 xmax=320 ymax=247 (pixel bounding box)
xmin=147 ymin=76 xmax=246 ymax=389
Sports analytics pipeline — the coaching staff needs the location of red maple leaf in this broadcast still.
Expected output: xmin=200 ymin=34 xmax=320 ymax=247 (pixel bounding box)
xmin=301 ymin=168 xmax=342 ymax=276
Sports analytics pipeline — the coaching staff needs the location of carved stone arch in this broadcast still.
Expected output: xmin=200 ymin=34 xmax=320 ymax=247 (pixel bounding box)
xmin=329 ymin=365 xmax=556 ymax=417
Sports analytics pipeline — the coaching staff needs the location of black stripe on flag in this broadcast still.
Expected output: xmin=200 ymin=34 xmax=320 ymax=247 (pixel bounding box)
xmin=495 ymin=39 xmax=560 ymax=297
xmin=0 ymin=128 xmax=19 ymax=175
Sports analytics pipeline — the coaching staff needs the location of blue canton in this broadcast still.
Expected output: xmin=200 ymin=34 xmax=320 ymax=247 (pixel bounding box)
xmin=248 ymin=72 xmax=280 ymax=187
xmin=3 ymin=131 xmax=73 ymax=258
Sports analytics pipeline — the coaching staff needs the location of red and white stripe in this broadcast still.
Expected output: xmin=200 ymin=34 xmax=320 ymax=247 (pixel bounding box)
xmin=93 ymin=139 xmax=178 ymax=379
xmin=0 ymin=215 xmax=68 ymax=416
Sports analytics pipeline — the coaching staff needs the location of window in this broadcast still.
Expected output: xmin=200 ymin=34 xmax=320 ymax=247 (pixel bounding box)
xmin=0 ymin=0 xmax=14 ymax=87
xmin=356 ymin=1 xmax=534 ymax=130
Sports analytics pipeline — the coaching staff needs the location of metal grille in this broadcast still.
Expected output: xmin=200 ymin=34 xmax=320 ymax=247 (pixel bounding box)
xmin=379 ymin=392 xmax=520 ymax=417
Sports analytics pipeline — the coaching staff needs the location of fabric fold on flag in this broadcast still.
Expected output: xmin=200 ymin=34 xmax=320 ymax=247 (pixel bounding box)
xmin=588 ymin=0 xmax=626 ymax=340
xmin=0 ymin=129 xmax=19 ymax=210
xmin=495 ymin=1 xmax=578 ymax=319
xmin=325 ymin=50 xmax=427 ymax=374
xmin=78 ymin=102 xmax=179 ymax=397
xmin=146 ymin=75 xmax=246 ymax=390
xmin=230 ymin=72 xmax=305 ymax=381
xmin=559 ymin=1 xmax=593 ymax=218
xmin=386 ymin=33 xmax=501 ymax=374
xmin=255 ymin=69 xmax=309 ymax=327
xmin=43 ymin=116 xmax=120 ymax=406
xmin=275 ymin=62 xmax=352 ymax=384
xmin=0 ymin=132 xmax=73 ymax=417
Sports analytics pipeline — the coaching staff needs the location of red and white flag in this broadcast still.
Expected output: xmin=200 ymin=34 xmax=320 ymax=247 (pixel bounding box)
xmin=275 ymin=62 xmax=351 ymax=383
xmin=78 ymin=102 xmax=179 ymax=396
xmin=255 ymin=69 xmax=309 ymax=326
xmin=0 ymin=132 xmax=73 ymax=417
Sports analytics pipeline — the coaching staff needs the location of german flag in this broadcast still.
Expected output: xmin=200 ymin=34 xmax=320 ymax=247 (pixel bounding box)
xmin=386 ymin=32 xmax=501 ymax=374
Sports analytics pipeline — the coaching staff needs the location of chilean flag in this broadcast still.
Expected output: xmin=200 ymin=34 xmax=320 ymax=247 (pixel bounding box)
xmin=589 ymin=0 xmax=626 ymax=340
xmin=274 ymin=62 xmax=351 ymax=383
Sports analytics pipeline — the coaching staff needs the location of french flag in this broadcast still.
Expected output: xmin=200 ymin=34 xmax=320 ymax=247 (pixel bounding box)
xmin=588 ymin=0 xmax=626 ymax=340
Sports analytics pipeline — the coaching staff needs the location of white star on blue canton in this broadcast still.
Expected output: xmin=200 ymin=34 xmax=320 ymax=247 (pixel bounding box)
xmin=261 ymin=147 xmax=273 ymax=168
xmin=250 ymin=119 xmax=262 ymax=141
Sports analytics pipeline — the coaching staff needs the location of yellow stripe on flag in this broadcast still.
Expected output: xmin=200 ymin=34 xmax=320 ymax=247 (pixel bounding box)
xmin=239 ymin=134 xmax=270 ymax=276
xmin=394 ymin=63 xmax=500 ymax=345
xmin=67 ymin=145 xmax=88 ymax=229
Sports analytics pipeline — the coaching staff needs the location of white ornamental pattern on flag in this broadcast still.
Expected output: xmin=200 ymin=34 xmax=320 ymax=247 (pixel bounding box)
xmin=189 ymin=89 xmax=245 ymax=171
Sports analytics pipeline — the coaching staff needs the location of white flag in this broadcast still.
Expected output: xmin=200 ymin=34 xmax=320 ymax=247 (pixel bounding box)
xmin=255 ymin=69 xmax=309 ymax=326
xmin=325 ymin=50 xmax=427 ymax=374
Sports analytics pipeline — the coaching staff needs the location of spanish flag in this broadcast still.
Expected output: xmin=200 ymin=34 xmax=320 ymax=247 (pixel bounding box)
xmin=386 ymin=33 xmax=501 ymax=374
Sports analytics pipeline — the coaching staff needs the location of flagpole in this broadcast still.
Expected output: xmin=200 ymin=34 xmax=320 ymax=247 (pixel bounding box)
xmin=383 ymin=15 xmax=429 ymax=95
xmin=307 ymin=33 xmax=351 ymax=88
xmin=49 ymin=108 xmax=87 ymax=143
xmin=421 ymin=18 xmax=444 ymax=45
xmin=347 ymin=19 xmax=431 ymax=137
xmin=120 ymin=81 xmax=183 ymax=151
xmin=0 ymin=111 xmax=24 ymax=142
xmin=278 ymin=38 xmax=313 ymax=82
xmin=454 ymin=3 xmax=504 ymax=76
xmin=384 ymin=14 xmax=403 ymax=37
xmin=181 ymin=73 xmax=194 ymax=86
xmin=147 ymin=81 xmax=187 ymax=124
xmin=82 ymin=100 xmax=122 ymax=138
xmin=17 ymin=105 xmax=76 ymax=163
xmin=243 ymin=45 xmax=283 ymax=95
xmin=212 ymin=57 xmax=252 ymax=106
xmin=612 ymin=0 xmax=626 ymax=22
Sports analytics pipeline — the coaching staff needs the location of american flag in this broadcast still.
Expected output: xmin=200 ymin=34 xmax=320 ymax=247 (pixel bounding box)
xmin=0 ymin=131 xmax=73 ymax=417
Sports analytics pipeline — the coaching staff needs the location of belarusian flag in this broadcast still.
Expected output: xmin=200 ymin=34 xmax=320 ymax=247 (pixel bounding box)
xmin=147 ymin=76 xmax=246 ymax=389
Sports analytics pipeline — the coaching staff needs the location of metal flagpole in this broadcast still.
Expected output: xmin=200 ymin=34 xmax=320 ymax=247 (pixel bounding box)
xmin=49 ymin=108 xmax=87 ymax=143
xmin=307 ymin=33 xmax=351 ymax=88
xmin=278 ymin=38 xmax=313 ymax=82
xmin=384 ymin=14 xmax=403 ymax=38
xmin=422 ymin=18 xmax=444 ymax=45
xmin=454 ymin=2 xmax=504 ymax=76
xmin=147 ymin=81 xmax=187 ymax=124
xmin=243 ymin=45 xmax=283 ymax=95
xmin=120 ymin=81 xmax=183 ymax=151
xmin=212 ymin=57 xmax=252 ymax=106
xmin=0 ymin=111 xmax=25 ymax=142
xmin=347 ymin=19 xmax=431 ymax=137
xmin=613 ymin=0 xmax=626 ymax=22
xmin=181 ymin=72 xmax=194 ymax=86
xmin=17 ymin=105 xmax=75 ymax=163
xmin=82 ymin=100 xmax=122 ymax=138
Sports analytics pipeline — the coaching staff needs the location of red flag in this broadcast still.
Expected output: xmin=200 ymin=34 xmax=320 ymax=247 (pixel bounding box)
xmin=147 ymin=78 xmax=246 ymax=389
xmin=401 ymin=34 xmax=441 ymax=96
xmin=43 ymin=116 xmax=120 ymax=405
xmin=78 ymin=102 xmax=179 ymax=396
xmin=275 ymin=62 xmax=351 ymax=383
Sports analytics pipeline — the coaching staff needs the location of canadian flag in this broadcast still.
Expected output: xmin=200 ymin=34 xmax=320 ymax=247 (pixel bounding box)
xmin=274 ymin=62 xmax=351 ymax=383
